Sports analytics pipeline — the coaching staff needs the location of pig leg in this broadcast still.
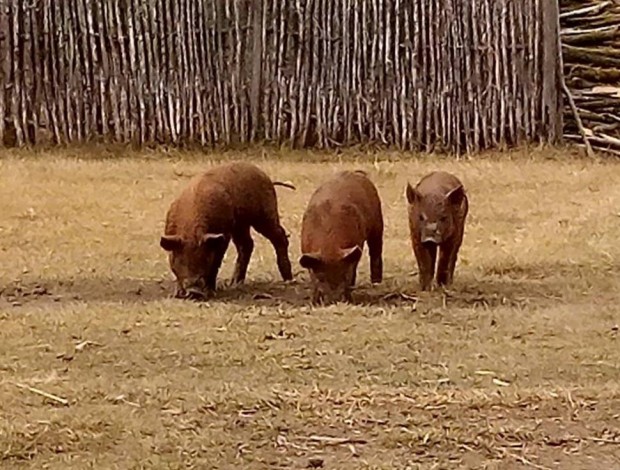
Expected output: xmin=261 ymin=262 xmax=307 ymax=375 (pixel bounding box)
xmin=231 ymin=227 xmax=254 ymax=285
xmin=347 ymin=260 xmax=362 ymax=298
xmin=344 ymin=284 xmax=354 ymax=303
xmin=443 ymin=198 xmax=468 ymax=285
xmin=206 ymin=243 xmax=229 ymax=292
xmin=311 ymin=287 xmax=322 ymax=305
xmin=447 ymin=210 xmax=467 ymax=283
xmin=413 ymin=242 xmax=437 ymax=291
xmin=255 ymin=221 xmax=293 ymax=281
xmin=446 ymin=238 xmax=464 ymax=285
xmin=440 ymin=217 xmax=466 ymax=286
xmin=367 ymin=231 xmax=384 ymax=284
xmin=436 ymin=242 xmax=454 ymax=287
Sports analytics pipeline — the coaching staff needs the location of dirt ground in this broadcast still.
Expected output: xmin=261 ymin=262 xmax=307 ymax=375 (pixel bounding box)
xmin=0 ymin=146 xmax=619 ymax=469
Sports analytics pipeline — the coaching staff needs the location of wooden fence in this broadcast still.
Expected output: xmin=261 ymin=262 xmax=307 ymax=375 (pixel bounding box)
xmin=0 ymin=0 xmax=563 ymax=153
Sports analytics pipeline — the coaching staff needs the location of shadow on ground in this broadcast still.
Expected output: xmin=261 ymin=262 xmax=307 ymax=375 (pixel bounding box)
xmin=2 ymin=261 xmax=616 ymax=310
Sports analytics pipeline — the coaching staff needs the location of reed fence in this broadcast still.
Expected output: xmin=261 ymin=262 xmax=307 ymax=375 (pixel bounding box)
xmin=0 ymin=0 xmax=563 ymax=153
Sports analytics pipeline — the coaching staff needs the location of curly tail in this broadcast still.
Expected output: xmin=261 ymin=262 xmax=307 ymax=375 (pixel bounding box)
xmin=273 ymin=181 xmax=296 ymax=191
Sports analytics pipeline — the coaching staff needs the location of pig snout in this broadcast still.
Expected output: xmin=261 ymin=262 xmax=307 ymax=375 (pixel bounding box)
xmin=175 ymin=278 xmax=209 ymax=301
xmin=313 ymin=290 xmax=350 ymax=305
xmin=186 ymin=288 xmax=208 ymax=301
xmin=312 ymin=282 xmax=352 ymax=305
xmin=421 ymin=222 xmax=442 ymax=244
xmin=174 ymin=286 xmax=187 ymax=299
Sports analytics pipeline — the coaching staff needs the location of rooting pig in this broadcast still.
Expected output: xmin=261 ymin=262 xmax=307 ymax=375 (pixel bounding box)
xmin=160 ymin=162 xmax=294 ymax=299
xmin=406 ymin=171 xmax=468 ymax=291
xmin=299 ymin=170 xmax=384 ymax=304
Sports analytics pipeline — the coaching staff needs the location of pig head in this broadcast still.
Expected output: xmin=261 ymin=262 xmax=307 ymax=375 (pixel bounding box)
xmin=160 ymin=232 xmax=230 ymax=300
xmin=299 ymin=245 xmax=363 ymax=304
xmin=406 ymin=184 xmax=466 ymax=245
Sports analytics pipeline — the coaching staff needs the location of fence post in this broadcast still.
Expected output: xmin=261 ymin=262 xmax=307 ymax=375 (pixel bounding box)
xmin=0 ymin=0 xmax=8 ymax=145
xmin=249 ymin=0 xmax=263 ymax=141
xmin=541 ymin=0 xmax=563 ymax=144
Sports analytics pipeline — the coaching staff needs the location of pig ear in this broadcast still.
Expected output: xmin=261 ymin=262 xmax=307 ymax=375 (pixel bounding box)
xmin=299 ymin=253 xmax=323 ymax=271
xmin=340 ymin=245 xmax=363 ymax=265
xmin=200 ymin=232 xmax=227 ymax=249
xmin=405 ymin=183 xmax=419 ymax=204
xmin=446 ymin=185 xmax=465 ymax=206
xmin=160 ymin=235 xmax=183 ymax=252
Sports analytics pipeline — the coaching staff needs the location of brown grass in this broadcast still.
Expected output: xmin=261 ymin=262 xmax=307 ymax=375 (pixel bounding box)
xmin=0 ymin=146 xmax=619 ymax=469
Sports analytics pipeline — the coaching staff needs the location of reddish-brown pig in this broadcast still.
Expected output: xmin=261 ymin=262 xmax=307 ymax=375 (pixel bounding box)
xmin=406 ymin=171 xmax=468 ymax=291
xmin=299 ymin=170 xmax=384 ymax=304
xmin=160 ymin=162 xmax=294 ymax=299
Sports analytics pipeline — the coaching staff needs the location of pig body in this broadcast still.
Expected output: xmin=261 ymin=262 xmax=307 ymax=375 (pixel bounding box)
xmin=299 ymin=170 xmax=384 ymax=304
xmin=406 ymin=171 xmax=468 ymax=291
xmin=160 ymin=162 xmax=293 ymax=299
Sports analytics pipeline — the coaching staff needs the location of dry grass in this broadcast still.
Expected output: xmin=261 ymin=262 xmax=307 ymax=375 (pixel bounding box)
xmin=0 ymin=146 xmax=619 ymax=469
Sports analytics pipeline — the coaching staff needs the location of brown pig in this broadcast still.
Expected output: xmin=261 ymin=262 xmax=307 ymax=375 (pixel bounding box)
xmin=160 ymin=162 xmax=294 ymax=299
xmin=299 ymin=170 xmax=384 ymax=304
xmin=406 ymin=171 xmax=468 ymax=291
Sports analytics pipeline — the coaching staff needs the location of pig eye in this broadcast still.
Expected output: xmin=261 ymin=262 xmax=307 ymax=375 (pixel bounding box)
xmin=440 ymin=215 xmax=448 ymax=222
xmin=419 ymin=213 xmax=426 ymax=222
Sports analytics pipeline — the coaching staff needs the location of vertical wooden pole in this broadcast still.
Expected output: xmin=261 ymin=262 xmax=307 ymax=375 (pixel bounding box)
xmin=250 ymin=0 xmax=264 ymax=141
xmin=0 ymin=0 xmax=8 ymax=145
xmin=541 ymin=0 xmax=563 ymax=144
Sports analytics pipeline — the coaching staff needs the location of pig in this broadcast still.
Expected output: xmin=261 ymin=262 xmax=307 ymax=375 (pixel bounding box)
xmin=405 ymin=171 xmax=468 ymax=291
xmin=299 ymin=170 xmax=384 ymax=304
xmin=160 ymin=162 xmax=294 ymax=299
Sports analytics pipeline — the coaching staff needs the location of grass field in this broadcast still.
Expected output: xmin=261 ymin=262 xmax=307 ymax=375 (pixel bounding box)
xmin=1 ymin=146 xmax=619 ymax=469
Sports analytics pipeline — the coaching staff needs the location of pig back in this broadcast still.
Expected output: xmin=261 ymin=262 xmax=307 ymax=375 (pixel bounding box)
xmin=199 ymin=162 xmax=278 ymax=224
xmin=302 ymin=171 xmax=383 ymax=252
xmin=165 ymin=174 xmax=235 ymax=240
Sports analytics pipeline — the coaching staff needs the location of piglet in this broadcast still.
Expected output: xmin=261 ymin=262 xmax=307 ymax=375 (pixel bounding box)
xmin=406 ymin=171 xmax=468 ymax=291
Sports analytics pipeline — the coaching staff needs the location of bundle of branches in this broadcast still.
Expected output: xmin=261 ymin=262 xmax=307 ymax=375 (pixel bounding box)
xmin=561 ymin=0 xmax=620 ymax=156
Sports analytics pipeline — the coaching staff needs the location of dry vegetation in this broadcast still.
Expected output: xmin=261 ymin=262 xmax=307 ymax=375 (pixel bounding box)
xmin=0 ymin=146 xmax=619 ymax=469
